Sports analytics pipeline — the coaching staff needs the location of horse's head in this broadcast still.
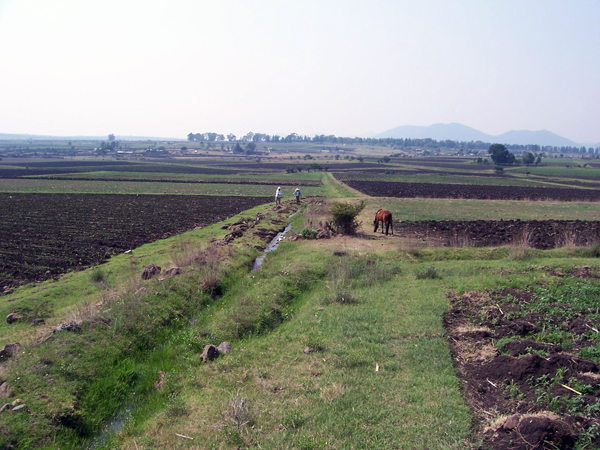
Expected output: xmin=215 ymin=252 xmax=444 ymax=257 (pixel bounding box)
xmin=373 ymin=209 xmax=382 ymax=231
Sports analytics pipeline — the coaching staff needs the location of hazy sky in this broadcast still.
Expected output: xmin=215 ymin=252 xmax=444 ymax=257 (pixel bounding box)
xmin=1 ymin=0 xmax=598 ymax=143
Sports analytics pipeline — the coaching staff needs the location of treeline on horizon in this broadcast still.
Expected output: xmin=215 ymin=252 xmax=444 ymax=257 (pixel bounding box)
xmin=187 ymin=132 xmax=598 ymax=154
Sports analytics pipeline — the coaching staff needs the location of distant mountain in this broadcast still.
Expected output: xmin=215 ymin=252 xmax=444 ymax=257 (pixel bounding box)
xmin=375 ymin=123 xmax=583 ymax=147
xmin=494 ymin=130 xmax=578 ymax=147
xmin=376 ymin=123 xmax=493 ymax=142
xmin=0 ymin=133 xmax=183 ymax=141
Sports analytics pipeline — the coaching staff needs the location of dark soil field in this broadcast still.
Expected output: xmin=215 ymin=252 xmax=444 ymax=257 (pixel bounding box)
xmin=0 ymin=161 xmax=243 ymax=177
xmin=341 ymin=179 xmax=600 ymax=201
xmin=445 ymin=275 xmax=600 ymax=449
xmin=0 ymin=193 xmax=268 ymax=289
xmin=395 ymin=220 xmax=600 ymax=249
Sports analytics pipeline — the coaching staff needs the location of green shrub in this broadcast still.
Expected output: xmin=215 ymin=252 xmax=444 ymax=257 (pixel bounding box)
xmin=299 ymin=227 xmax=318 ymax=239
xmin=90 ymin=267 xmax=106 ymax=283
xmin=330 ymin=200 xmax=366 ymax=235
xmin=586 ymin=242 xmax=600 ymax=258
xmin=415 ymin=266 xmax=441 ymax=280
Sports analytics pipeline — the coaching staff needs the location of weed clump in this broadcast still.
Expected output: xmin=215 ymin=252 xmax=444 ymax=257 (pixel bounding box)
xmin=330 ymin=200 xmax=365 ymax=235
xmin=322 ymin=256 xmax=401 ymax=304
xmin=299 ymin=227 xmax=318 ymax=239
xmin=89 ymin=267 xmax=106 ymax=283
xmin=585 ymin=242 xmax=600 ymax=258
xmin=415 ymin=266 xmax=441 ymax=280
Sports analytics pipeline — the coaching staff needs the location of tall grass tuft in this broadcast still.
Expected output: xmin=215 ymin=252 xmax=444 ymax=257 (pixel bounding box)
xmin=509 ymin=229 xmax=533 ymax=260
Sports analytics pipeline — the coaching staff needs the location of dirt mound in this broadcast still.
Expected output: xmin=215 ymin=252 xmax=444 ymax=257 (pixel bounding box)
xmin=396 ymin=220 xmax=600 ymax=249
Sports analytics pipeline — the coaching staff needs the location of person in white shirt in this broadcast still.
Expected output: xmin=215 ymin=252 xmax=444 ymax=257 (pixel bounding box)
xmin=275 ymin=187 xmax=282 ymax=205
xmin=294 ymin=188 xmax=301 ymax=204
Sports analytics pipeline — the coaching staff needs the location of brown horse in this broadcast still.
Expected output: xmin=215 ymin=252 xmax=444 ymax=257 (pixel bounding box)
xmin=373 ymin=209 xmax=393 ymax=236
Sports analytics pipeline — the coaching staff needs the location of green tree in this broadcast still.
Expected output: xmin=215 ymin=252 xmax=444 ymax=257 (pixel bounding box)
xmin=522 ymin=152 xmax=535 ymax=165
xmin=488 ymin=144 xmax=515 ymax=164
xmin=245 ymin=142 xmax=257 ymax=154
xmin=108 ymin=134 xmax=115 ymax=141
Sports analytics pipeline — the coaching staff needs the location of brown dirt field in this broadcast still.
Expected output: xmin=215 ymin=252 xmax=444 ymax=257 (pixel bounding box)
xmin=395 ymin=220 xmax=600 ymax=249
xmin=341 ymin=179 xmax=600 ymax=202
xmin=444 ymin=283 xmax=600 ymax=450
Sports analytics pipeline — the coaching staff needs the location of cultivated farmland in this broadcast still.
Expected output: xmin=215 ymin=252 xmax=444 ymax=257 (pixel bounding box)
xmin=0 ymin=193 xmax=268 ymax=288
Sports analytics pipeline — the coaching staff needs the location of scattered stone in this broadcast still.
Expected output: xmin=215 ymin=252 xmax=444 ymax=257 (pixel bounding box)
xmin=316 ymin=229 xmax=330 ymax=239
xmin=6 ymin=313 xmax=22 ymax=324
xmin=164 ymin=267 xmax=180 ymax=277
xmin=333 ymin=250 xmax=347 ymax=257
xmin=31 ymin=318 xmax=45 ymax=326
xmin=11 ymin=404 xmax=27 ymax=412
xmin=217 ymin=342 xmax=231 ymax=355
xmin=304 ymin=346 xmax=314 ymax=354
xmin=200 ymin=344 xmax=219 ymax=362
xmin=141 ymin=264 xmax=161 ymax=280
xmin=53 ymin=321 xmax=81 ymax=334
xmin=153 ymin=371 xmax=166 ymax=391
xmin=0 ymin=404 xmax=10 ymax=412
xmin=0 ymin=343 xmax=20 ymax=361
xmin=2 ymin=288 xmax=14 ymax=295
xmin=135 ymin=287 xmax=147 ymax=295
xmin=0 ymin=381 xmax=12 ymax=398
xmin=221 ymin=224 xmax=230 ymax=229
xmin=317 ymin=307 xmax=325 ymax=311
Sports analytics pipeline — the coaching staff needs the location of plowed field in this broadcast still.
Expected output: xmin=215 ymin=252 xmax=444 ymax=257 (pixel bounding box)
xmin=0 ymin=193 xmax=268 ymax=289
xmin=340 ymin=179 xmax=600 ymax=201
xmin=395 ymin=220 xmax=600 ymax=249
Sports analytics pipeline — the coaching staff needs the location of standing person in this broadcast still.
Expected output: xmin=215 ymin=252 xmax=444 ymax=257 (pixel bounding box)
xmin=275 ymin=187 xmax=282 ymax=205
xmin=294 ymin=188 xmax=301 ymax=204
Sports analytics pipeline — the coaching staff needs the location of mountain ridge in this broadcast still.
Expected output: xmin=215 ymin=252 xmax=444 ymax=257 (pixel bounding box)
xmin=375 ymin=123 xmax=594 ymax=147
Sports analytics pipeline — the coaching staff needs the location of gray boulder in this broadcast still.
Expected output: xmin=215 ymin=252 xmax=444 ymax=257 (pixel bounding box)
xmin=54 ymin=321 xmax=81 ymax=333
xmin=217 ymin=342 xmax=231 ymax=355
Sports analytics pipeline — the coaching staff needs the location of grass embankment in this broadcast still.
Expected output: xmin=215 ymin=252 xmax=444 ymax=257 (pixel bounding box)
xmin=3 ymin=194 xmax=600 ymax=449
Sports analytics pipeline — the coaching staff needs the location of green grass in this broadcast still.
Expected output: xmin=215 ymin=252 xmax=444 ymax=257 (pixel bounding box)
xmin=35 ymin=170 xmax=324 ymax=183
xmin=365 ymin=197 xmax=600 ymax=221
xmin=336 ymin=171 xmax=551 ymax=187
xmin=0 ymin=178 xmax=321 ymax=196
xmin=508 ymin=165 xmax=600 ymax=180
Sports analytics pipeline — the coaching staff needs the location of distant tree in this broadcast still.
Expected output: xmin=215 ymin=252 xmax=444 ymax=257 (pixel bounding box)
xmin=108 ymin=134 xmax=115 ymax=141
xmin=233 ymin=143 xmax=244 ymax=153
xmin=522 ymin=152 xmax=535 ymax=165
xmin=181 ymin=146 xmax=188 ymax=151
xmin=227 ymin=133 xmax=236 ymax=142
xmin=488 ymin=144 xmax=516 ymax=165
xmin=493 ymin=166 xmax=504 ymax=173
xmin=206 ymin=132 xmax=218 ymax=142
xmin=382 ymin=156 xmax=390 ymax=163
xmin=245 ymin=142 xmax=257 ymax=154
xmin=187 ymin=133 xmax=195 ymax=141
xmin=535 ymin=156 xmax=542 ymax=165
